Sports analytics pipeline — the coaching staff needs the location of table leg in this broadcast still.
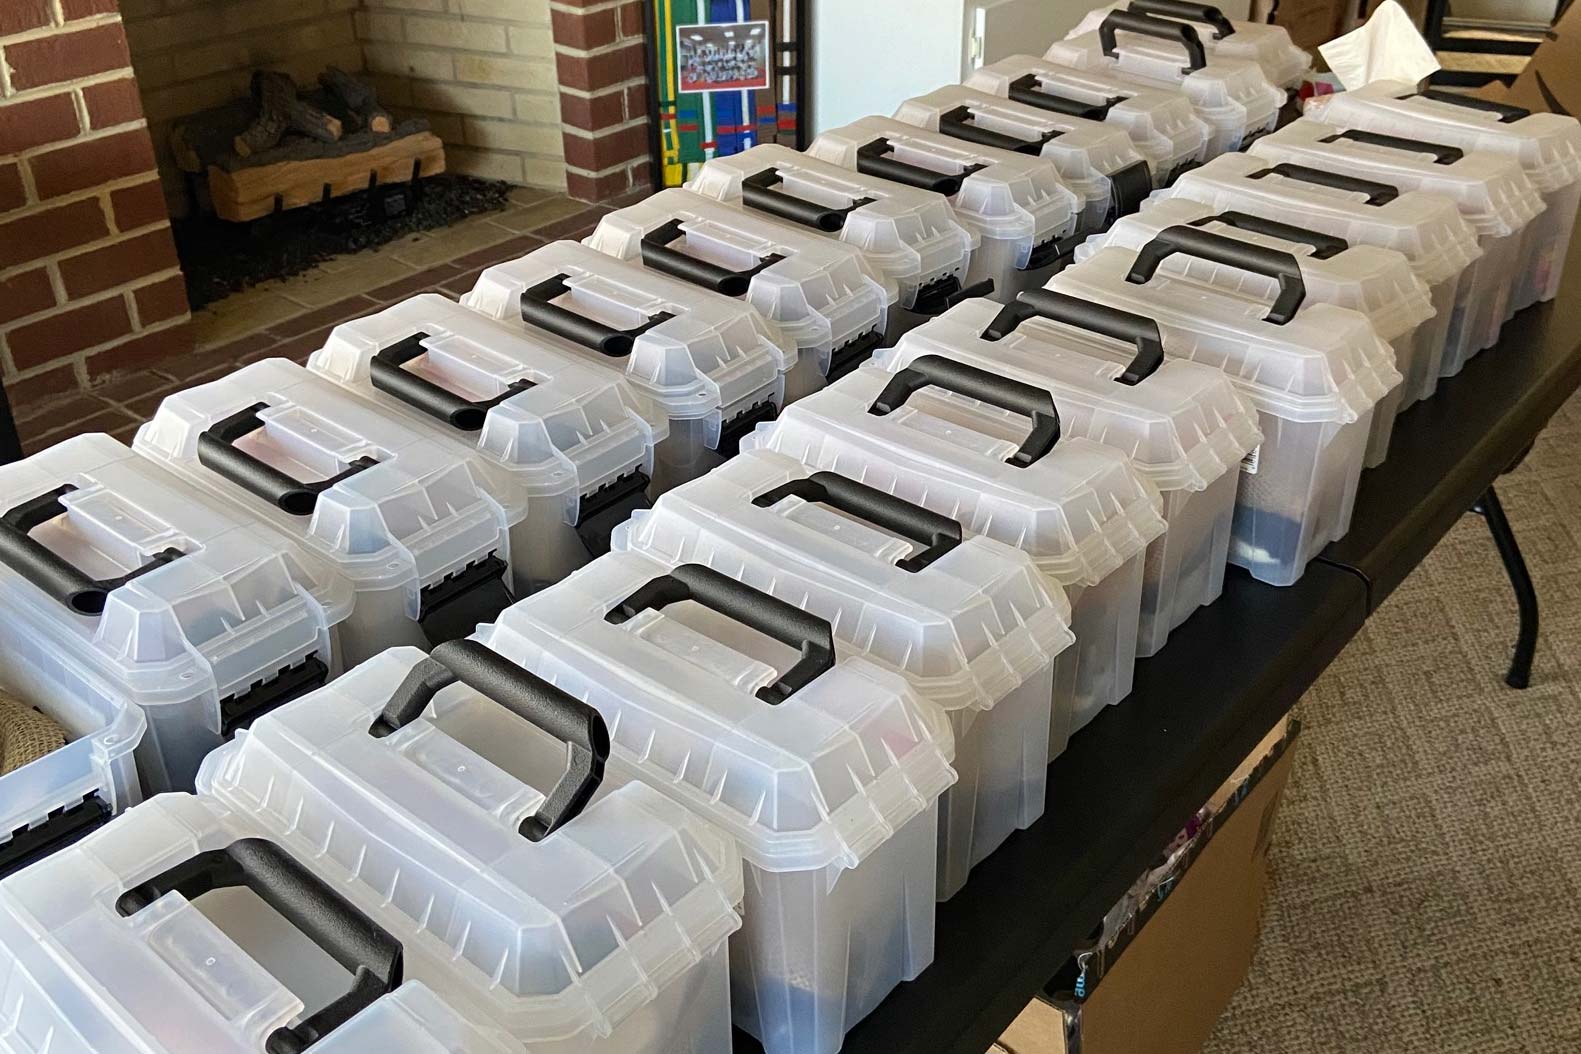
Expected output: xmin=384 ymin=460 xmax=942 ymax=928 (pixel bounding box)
xmin=1471 ymin=485 xmax=1538 ymax=689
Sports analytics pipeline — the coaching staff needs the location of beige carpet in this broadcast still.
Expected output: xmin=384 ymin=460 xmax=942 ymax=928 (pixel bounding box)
xmin=1204 ymin=391 xmax=1581 ymax=1053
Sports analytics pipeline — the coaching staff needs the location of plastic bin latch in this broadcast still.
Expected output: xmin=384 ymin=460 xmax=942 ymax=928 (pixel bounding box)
xmin=715 ymin=400 xmax=780 ymax=459
xmin=417 ymin=554 xmax=513 ymax=647
xmin=218 ymin=655 xmax=330 ymax=738
xmin=0 ymin=793 xmax=111 ymax=879
xmin=1108 ymin=161 xmax=1155 ymax=221
xmin=574 ymin=469 xmax=652 ymax=557
xmin=825 ymin=328 xmax=887 ymax=383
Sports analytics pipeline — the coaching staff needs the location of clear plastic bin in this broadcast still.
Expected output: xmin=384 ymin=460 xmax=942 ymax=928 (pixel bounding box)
xmin=1048 ymin=240 xmax=1401 ymax=586
xmin=892 ymin=85 xmax=1152 ymax=231
xmin=741 ymin=364 xmax=1166 ymax=743
xmin=461 ymin=239 xmax=796 ymax=492
xmin=1250 ymin=117 xmax=1546 ymax=371
xmin=473 ymin=553 xmax=957 ymax=1054
xmin=966 ymin=55 xmax=1212 ymax=185
xmin=1307 ymin=81 xmax=1581 ymax=310
xmin=0 ymin=792 xmax=537 ymax=1054
xmin=135 ymin=360 xmax=518 ymax=664
xmin=872 ymin=295 xmax=1260 ymax=657
xmin=1066 ymin=2 xmax=1312 ymax=90
xmin=1079 ymin=196 xmax=1436 ymax=464
xmin=1157 ymin=152 xmax=1482 ymax=404
xmin=197 ymin=642 xmax=744 ymax=1054
xmin=684 ymin=144 xmax=978 ymax=341
xmin=1045 ymin=10 xmax=1284 ymax=156
xmin=806 ymin=116 xmax=1081 ymax=304
xmin=584 ymin=188 xmax=897 ymax=388
xmin=0 ymin=434 xmax=352 ymax=793
xmin=309 ymin=294 xmax=669 ymax=591
xmin=608 ymin=448 xmax=1075 ymax=900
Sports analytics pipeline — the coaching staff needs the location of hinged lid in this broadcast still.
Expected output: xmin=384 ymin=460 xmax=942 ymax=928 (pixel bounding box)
xmin=1068 ymin=3 xmax=1312 ymax=88
xmin=199 ymin=644 xmax=744 ymax=1042
xmin=476 ymin=551 xmax=957 ymax=873
xmin=872 ymin=297 xmax=1261 ymax=493
xmin=311 ymin=293 xmax=667 ymax=514
xmin=462 ymin=239 xmax=794 ymax=423
xmin=611 ymin=448 xmax=1074 ymax=715
xmin=741 ymin=367 xmax=1166 ymax=587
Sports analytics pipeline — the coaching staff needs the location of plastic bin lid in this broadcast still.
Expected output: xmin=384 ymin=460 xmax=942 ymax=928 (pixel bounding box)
xmin=0 ymin=433 xmax=352 ymax=709
xmin=1078 ymin=196 xmax=1436 ymax=344
xmin=1250 ymin=118 xmax=1545 ymax=238
xmin=740 ymin=367 xmax=1165 ymax=587
xmin=1067 ymin=3 xmax=1312 ymax=89
xmin=311 ymin=293 xmax=668 ymax=511
xmin=477 ymin=550 xmax=956 ymax=872
xmin=198 ymin=643 xmax=744 ymax=1042
xmin=966 ymin=55 xmax=1212 ymax=170
xmin=684 ymin=144 xmax=977 ymax=290
xmin=610 ymin=448 xmax=1074 ymax=715
xmin=462 ymin=239 xmax=794 ymax=422
xmin=1048 ymin=245 xmax=1402 ymax=424
xmin=137 ymin=359 xmax=519 ymax=597
xmin=0 ymin=794 xmax=521 ymax=1054
xmin=1158 ymin=152 xmax=1483 ymax=287
xmin=1306 ymin=80 xmax=1581 ymax=194
xmin=583 ymin=188 xmax=899 ymax=355
xmin=872 ymin=298 xmax=1261 ymax=493
xmin=807 ymin=115 xmax=1081 ymax=255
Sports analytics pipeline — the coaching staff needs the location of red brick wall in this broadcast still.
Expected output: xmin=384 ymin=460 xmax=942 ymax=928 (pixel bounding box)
xmin=550 ymin=0 xmax=652 ymax=201
xmin=0 ymin=0 xmax=191 ymax=406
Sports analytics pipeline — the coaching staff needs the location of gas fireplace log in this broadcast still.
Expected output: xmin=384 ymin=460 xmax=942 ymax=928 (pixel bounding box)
xmin=319 ymin=66 xmax=392 ymax=134
xmin=233 ymin=70 xmax=342 ymax=158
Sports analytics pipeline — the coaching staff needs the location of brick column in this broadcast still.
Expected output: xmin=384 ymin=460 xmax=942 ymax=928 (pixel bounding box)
xmin=550 ymin=0 xmax=651 ymax=202
xmin=0 ymin=0 xmax=191 ymax=406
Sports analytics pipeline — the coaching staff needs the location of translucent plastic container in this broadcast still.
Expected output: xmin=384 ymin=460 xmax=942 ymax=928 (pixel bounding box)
xmin=1048 ymin=242 xmax=1401 ymax=586
xmin=0 ymin=792 xmax=533 ymax=1054
xmin=609 ymin=448 xmax=1075 ymax=900
xmin=806 ymin=116 xmax=1081 ymax=304
xmin=872 ymin=295 xmax=1261 ymax=656
xmin=0 ymin=434 xmax=352 ymax=793
xmin=1045 ymin=11 xmax=1284 ymax=156
xmin=742 ymin=365 xmax=1166 ymax=741
xmin=461 ymin=239 xmax=797 ymax=492
xmin=1065 ymin=1 xmax=1312 ymax=90
xmin=1079 ymin=196 xmax=1436 ymax=463
xmin=893 ymin=85 xmax=1152 ymax=231
xmin=136 ymin=360 xmax=517 ymax=664
xmin=584 ymin=189 xmax=897 ymax=388
xmin=1307 ymin=81 xmax=1581 ymax=309
xmin=198 ymin=642 xmax=744 ymax=1054
xmin=685 ymin=144 xmax=978 ymax=341
xmin=1250 ymin=118 xmax=1546 ymax=370
xmin=1157 ymin=152 xmax=1482 ymax=403
xmin=474 ymin=552 xmax=957 ymax=1054
xmin=966 ymin=55 xmax=1212 ymax=185
xmin=310 ymin=294 xmax=669 ymax=590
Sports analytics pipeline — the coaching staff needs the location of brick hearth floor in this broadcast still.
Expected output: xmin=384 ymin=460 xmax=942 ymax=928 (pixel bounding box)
xmin=12 ymin=186 xmax=623 ymax=456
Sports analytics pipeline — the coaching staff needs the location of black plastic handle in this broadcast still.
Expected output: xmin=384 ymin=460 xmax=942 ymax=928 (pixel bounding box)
xmin=1126 ymin=225 xmax=1306 ymax=324
xmin=741 ymin=168 xmax=872 ymax=232
xmin=369 ymin=639 xmax=608 ymax=841
xmin=868 ymin=354 xmax=1061 ymax=466
xmin=1320 ymin=128 xmax=1464 ymax=165
xmin=370 ymin=332 xmax=533 ymax=432
xmin=1006 ymin=74 xmax=1122 ymax=121
xmin=197 ymin=404 xmax=379 ymax=517
xmin=1249 ymin=162 xmax=1398 ymax=205
xmin=0 ymin=485 xmax=184 ymax=616
xmin=1192 ymin=211 xmax=1349 ymax=260
xmin=604 ymin=563 xmax=836 ymax=705
xmin=518 ymin=273 xmax=674 ymax=358
xmin=751 ymin=470 xmax=963 ymax=572
xmin=1413 ymin=88 xmax=1529 ymax=123
xmin=1100 ymin=10 xmax=1208 ymax=73
xmin=856 ymin=138 xmax=970 ymax=196
xmin=937 ymin=105 xmax=1060 ymax=156
xmin=639 ymin=218 xmax=783 ymax=296
xmin=116 ymin=838 xmax=403 ymax=1054
xmin=1127 ymin=0 xmax=1235 ymax=38
xmin=982 ymin=289 xmax=1165 ymax=384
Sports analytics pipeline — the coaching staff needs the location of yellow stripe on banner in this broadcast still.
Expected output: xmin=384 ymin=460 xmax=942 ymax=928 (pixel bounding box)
xmin=662 ymin=0 xmax=680 ymax=172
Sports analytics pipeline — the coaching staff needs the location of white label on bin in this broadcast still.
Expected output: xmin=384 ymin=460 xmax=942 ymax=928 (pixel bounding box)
xmin=1240 ymin=445 xmax=1261 ymax=476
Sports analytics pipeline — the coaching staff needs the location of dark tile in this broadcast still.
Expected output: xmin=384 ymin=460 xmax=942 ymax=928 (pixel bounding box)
xmin=531 ymin=205 xmax=610 ymax=242
xmin=265 ymin=295 xmax=379 ymax=341
xmin=192 ymin=329 xmax=279 ymax=362
xmin=366 ymin=263 xmax=464 ymax=304
xmin=452 ymin=233 xmax=544 ymax=272
xmin=268 ymin=327 xmax=338 ymax=365
xmin=23 ymin=406 xmax=139 ymax=454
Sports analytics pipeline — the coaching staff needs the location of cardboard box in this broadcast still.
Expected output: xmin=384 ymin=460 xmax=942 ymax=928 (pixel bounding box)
xmin=990 ymin=729 xmax=1299 ymax=1054
xmin=1477 ymin=1 xmax=1581 ymax=115
xmin=1252 ymin=0 xmax=1348 ymax=52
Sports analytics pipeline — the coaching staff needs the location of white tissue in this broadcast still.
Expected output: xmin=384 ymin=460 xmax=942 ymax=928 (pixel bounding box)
xmin=1319 ymin=0 xmax=1440 ymax=89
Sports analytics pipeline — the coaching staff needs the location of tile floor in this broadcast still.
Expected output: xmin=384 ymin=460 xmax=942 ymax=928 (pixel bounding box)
xmin=13 ymin=186 xmax=629 ymax=455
